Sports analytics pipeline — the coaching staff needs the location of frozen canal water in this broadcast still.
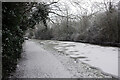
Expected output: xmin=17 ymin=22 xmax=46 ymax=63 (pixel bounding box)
xmin=53 ymin=41 xmax=118 ymax=77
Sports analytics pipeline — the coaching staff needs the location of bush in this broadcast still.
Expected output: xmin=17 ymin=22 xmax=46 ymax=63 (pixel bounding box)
xmin=35 ymin=28 xmax=53 ymax=40
xmin=2 ymin=3 xmax=25 ymax=78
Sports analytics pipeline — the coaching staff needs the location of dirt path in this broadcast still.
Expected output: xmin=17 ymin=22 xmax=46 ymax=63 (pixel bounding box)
xmin=11 ymin=40 xmax=74 ymax=78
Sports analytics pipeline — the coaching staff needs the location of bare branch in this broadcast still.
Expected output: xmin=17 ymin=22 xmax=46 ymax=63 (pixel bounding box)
xmin=49 ymin=11 xmax=66 ymax=17
xmin=46 ymin=0 xmax=60 ymax=6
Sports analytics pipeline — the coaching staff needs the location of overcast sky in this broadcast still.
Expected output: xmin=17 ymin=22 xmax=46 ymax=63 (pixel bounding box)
xmin=34 ymin=0 xmax=119 ymax=23
xmin=37 ymin=0 xmax=119 ymax=15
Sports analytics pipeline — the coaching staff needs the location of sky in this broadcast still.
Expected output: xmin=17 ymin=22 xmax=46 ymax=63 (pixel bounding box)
xmin=36 ymin=0 xmax=119 ymax=16
xmin=34 ymin=0 xmax=119 ymax=22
